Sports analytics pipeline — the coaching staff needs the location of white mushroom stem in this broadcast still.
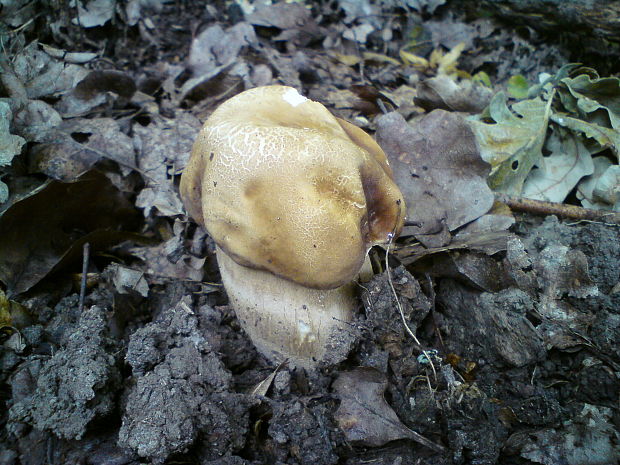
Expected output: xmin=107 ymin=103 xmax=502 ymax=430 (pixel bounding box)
xmin=216 ymin=247 xmax=358 ymax=368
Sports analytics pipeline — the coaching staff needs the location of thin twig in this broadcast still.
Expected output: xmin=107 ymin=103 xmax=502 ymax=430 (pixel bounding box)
xmin=385 ymin=211 xmax=438 ymax=382
xmin=495 ymin=193 xmax=620 ymax=225
xmin=78 ymin=243 xmax=90 ymax=312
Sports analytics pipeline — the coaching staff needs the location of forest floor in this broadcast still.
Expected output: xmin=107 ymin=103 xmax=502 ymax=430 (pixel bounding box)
xmin=1 ymin=1 xmax=619 ymax=464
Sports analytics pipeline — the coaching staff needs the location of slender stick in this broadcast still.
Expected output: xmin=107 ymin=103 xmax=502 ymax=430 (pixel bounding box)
xmin=495 ymin=193 xmax=620 ymax=225
xmin=78 ymin=243 xmax=90 ymax=312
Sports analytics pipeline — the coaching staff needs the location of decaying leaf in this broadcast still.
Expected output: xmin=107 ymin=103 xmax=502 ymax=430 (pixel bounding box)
xmin=109 ymin=263 xmax=149 ymax=297
xmin=0 ymin=101 xmax=26 ymax=203
xmin=246 ymin=2 xmax=319 ymax=46
xmin=394 ymin=229 xmax=512 ymax=265
xmin=522 ymin=129 xmax=594 ymax=203
xmin=534 ymin=244 xmax=598 ymax=350
xmin=133 ymin=111 xmax=201 ymax=216
xmin=333 ymin=367 xmax=415 ymax=447
xmin=468 ymin=92 xmax=552 ymax=195
xmin=188 ymin=23 xmax=257 ymax=77
xmin=12 ymin=99 xmax=62 ymax=143
xmin=376 ymin=110 xmax=494 ymax=247
xmin=125 ymin=0 xmax=167 ymax=26
xmin=0 ymin=289 xmax=33 ymax=329
xmin=12 ymin=42 xmax=89 ymax=99
xmin=55 ymin=70 xmax=136 ymax=117
xmin=577 ymin=156 xmax=617 ymax=210
xmin=415 ymin=75 xmax=493 ymax=113
xmin=30 ymin=118 xmax=136 ymax=181
xmin=0 ymin=170 xmax=140 ymax=295
xmin=72 ymin=0 xmax=115 ymax=28
xmin=0 ymin=290 xmax=11 ymax=328
xmin=130 ymin=220 xmax=206 ymax=282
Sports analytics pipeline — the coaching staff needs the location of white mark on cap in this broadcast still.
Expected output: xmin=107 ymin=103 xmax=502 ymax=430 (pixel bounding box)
xmin=283 ymin=88 xmax=308 ymax=107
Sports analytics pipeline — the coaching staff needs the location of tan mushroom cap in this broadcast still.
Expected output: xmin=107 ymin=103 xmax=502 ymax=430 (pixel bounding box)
xmin=180 ymin=85 xmax=405 ymax=289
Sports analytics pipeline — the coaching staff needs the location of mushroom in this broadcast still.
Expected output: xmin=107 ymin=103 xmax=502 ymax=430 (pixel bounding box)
xmin=180 ymin=85 xmax=405 ymax=368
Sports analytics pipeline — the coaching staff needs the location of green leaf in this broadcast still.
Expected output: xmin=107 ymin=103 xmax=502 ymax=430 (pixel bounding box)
xmin=472 ymin=71 xmax=492 ymax=88
xmin=550 ymin=113 xmax=620 ymax=158
xmin=507 ymin=75 xmax=529 ymax=99
xmin=467 ymin=92 xmax=552 ymax=194
xmin=560 ymin=74 xmax=620 ymax=129
xmin=527 ymin=63 xmax=581 ymax=99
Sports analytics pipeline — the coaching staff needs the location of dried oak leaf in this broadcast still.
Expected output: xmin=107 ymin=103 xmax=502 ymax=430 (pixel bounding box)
xmin=333 ymin=367 xmax=413 ymax=447
xmin=376 ymin=110 xmax=493 ymax=247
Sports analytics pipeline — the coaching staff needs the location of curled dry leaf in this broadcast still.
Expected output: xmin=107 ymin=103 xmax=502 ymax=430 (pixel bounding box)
xmin=247 ymin=2 xmax=320 ymax=46
xmin=333 ymin=367 xmax=415 ymax=447
xmin=376 ymin=110 xmax=494 ymax=247
xmin=415 ymin=75 xmax=493 ymax=113
xmin=55 ymin=70 xmax=137 ymax=117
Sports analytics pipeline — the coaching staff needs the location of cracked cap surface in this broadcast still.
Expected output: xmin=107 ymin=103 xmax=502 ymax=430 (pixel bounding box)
xmin=180 ymin=85 xmax=406 ymax=289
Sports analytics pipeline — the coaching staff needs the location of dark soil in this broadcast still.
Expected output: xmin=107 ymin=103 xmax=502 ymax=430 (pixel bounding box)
xmin=1 ymin=2 xmax=619 ymax=465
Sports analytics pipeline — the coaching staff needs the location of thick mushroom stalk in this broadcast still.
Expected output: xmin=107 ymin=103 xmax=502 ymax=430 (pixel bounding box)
xmin=180 ymin=85 xmax=405 ymax=367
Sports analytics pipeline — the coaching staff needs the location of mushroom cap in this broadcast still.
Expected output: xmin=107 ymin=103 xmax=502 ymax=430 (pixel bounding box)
xmin=180 ymin=85 xmax=405 ymax=289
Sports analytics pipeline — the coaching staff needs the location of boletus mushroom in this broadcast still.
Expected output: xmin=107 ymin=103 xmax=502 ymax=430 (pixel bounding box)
xmin=180 ymin=85 xmax=405 ymax=368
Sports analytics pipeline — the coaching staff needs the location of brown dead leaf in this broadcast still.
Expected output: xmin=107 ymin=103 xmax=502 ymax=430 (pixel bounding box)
xmin=133 ymin=111 xmax=202 ymax=216
xmin=333 ymin=367 xmax=414 ymax=447
xmin=247 ymin=2 xmax=320 ymax=46
xmin=55 ymin=70 xmax=136 ymax=117
xmin=188 ymin=23 xmax=257 ymax=77
xmin=0 ymin=170 xmax=141 ymax=295
xmin=376 ymin=110 xmax=494 ymax=247
xmin=130 ymin=220 xmax=206 ymax=282
xmin=30 ymin=118 xmax=136 ymax=182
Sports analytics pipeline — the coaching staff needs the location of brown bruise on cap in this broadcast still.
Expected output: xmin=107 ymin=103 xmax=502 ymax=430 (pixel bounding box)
xmin=180 ymin=85 xmax=406 ymax=290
